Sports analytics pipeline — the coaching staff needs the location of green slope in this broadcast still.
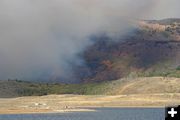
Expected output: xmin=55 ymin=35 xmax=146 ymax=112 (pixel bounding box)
xmin=1 ymin=77 xmax=180 ymax=98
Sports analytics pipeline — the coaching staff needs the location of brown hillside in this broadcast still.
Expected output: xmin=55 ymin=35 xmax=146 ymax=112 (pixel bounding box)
xmin=74 ymin=19 xmax=180 ymax=82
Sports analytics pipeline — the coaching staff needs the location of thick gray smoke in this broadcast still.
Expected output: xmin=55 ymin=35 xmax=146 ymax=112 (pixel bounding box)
xmin=0 ymin=0 xmax=179 ymax=82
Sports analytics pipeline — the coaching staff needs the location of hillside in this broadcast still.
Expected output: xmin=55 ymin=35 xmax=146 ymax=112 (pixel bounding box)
xmin=0 ymin=19 xmax=180 ymax=98
xmin=1 ymin=77 xmax=180 ymax=98
xmin=73 ymin=19 xmax=180 ymax=82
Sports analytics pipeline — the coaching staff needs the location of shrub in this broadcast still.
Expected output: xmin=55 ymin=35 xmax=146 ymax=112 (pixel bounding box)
xmin=176 ymin=66 xmax=180 ymax=70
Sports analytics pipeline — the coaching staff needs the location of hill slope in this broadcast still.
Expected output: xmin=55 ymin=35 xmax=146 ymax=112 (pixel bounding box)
xmin=0 ymin=19 xmax=180 ymax=98
xmin=1 ymin=77 xmax=180 ymax=98
xmin=73 ymin=19 xmax=180 ymax=82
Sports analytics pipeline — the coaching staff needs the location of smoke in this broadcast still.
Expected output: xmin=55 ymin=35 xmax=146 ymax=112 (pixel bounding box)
xmin=0 ymin=0 xmax=179 ymax=82
xmin=149 ymin=0 xmax=180 ymax=19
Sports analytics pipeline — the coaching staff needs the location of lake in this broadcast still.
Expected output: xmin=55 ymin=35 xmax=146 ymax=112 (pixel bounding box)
xmin=0 ymin=108 xmax=165 ymax=120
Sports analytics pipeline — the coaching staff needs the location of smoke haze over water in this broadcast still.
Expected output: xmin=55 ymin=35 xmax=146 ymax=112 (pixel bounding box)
xmin=0 ymin=0 xmax=179 ymax=82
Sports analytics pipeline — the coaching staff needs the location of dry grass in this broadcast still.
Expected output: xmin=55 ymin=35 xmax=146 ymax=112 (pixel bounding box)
xmin=107 ymin=77 xmax=180 ymax=95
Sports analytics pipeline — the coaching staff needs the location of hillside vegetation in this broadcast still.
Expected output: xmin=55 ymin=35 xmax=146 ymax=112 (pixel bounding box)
xmin=73 ymin=19 xmax=180 ymax=82
xmin=1 ymin=77 xmax=180 ymax=98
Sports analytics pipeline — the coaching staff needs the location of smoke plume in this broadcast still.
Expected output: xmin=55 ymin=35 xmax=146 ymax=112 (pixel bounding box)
xmin=0 ymin=0 xmax=179 ymax=82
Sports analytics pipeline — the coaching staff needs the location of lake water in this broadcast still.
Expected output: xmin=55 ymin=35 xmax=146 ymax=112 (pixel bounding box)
xmin=0 ymin=108 xmax=165 ymax=120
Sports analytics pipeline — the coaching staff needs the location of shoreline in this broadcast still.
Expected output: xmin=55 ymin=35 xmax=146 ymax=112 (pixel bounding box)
xmin=0 ymin=94 xmax=180 ymax=114
xmin=0 ymin=106 xmax=164 ymax=115
xmin=0 ymin=108 xmax=97 ymax=115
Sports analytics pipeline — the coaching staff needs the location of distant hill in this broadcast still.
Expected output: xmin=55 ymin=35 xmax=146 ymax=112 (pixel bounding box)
xmin=0 ymin=77 xmax=180 ymax=98
xmin=1 ymin=19 xmax=180 ymax=98
xmin=146 ymin=18 xmax=180 ymax=25
xmin=73 ymin=18 xmax=180 ymax=82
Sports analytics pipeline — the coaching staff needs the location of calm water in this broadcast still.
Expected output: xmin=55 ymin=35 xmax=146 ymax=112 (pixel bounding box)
xmin=0 ymin=108 xmax=165 ymax=120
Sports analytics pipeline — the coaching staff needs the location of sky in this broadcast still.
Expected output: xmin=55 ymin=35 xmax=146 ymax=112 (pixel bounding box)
xmin=0 ymin=0 xmax=179 ymax=82
xmin=151 ymin=0 xmax=180 ymax=19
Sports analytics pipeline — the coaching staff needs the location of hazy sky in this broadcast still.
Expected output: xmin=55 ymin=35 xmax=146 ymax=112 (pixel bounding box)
xmin=0 ymin=0 xmax=179 ymax=82
xmin=152 ymin=0 xmax=180 ymax=19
